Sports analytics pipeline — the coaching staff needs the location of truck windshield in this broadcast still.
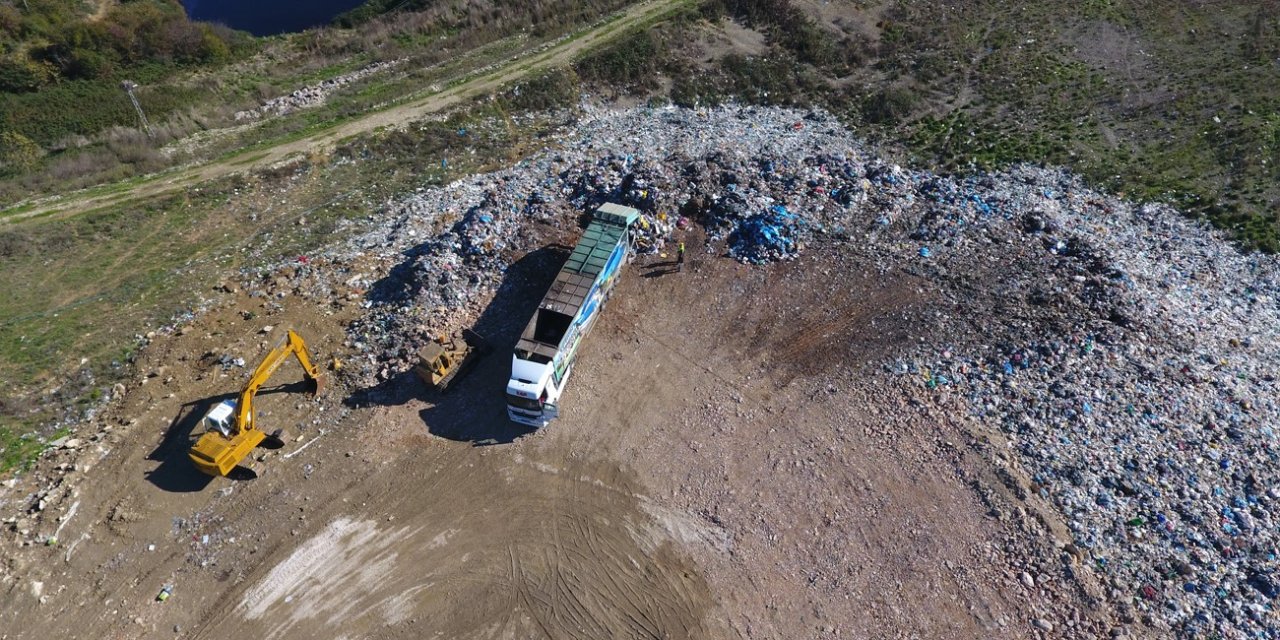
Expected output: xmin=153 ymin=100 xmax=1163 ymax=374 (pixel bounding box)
xmin=505 ymin=393 xmax=542 ymax=411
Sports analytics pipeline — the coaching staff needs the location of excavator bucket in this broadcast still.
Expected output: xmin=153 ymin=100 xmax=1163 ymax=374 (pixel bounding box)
xmin=309 ymin=374 xmax=326 ymax=398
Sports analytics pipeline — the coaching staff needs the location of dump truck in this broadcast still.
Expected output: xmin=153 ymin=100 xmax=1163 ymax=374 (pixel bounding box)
xmin=506 ymin=203 xmax=639 ymax=427
xmin=414 ymin=329 xmax=490 ymax=392
xmin=189 ymin=329 xmax=324 ymax=476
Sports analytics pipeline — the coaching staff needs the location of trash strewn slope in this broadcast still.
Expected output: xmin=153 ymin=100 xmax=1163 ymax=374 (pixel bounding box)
xmin=314 ymin=104 xmax=1279 ymax=638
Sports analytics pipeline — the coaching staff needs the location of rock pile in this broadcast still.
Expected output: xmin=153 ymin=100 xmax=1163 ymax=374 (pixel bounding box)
xmin=234 ymin=59 xmax=406 ymax=121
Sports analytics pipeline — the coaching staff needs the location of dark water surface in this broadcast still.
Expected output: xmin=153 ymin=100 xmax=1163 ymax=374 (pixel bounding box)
xmin=183 ymin=0 xmax=367 ymax=36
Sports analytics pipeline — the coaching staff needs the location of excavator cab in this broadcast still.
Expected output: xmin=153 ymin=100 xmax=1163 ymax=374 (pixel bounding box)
xmin=203 ymin=400 xmax=236 ymax=438
xmin=189 ymin=329 xmax=324 ymax=477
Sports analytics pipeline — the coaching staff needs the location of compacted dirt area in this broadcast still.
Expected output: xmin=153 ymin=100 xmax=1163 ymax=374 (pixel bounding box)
xmin=0 ymin=234 xmax=1113 ymax=639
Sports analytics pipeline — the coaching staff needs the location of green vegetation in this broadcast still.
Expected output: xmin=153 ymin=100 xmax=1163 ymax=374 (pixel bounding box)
xmin=0 ymin=0 xmax=252 ymax=150
xmin=0 ymin=0 xmax=646 ymax=208
xmin=336 ymin=0 xmax=634 ymax=45
xmin=0 ymin=0 xmax=254 ymax=204
xmin=336 ymin=0 xmax=622 ymax=36
xmin=865 ymin=0 xmax=1280 ymax=250
xmin=0 ymin=0 xmax=246 ymax=94
xmin=0 ymin=417 xmax=47 ymax=474
xmin=575 ymin=31 xmax=664 ymax=93
xmin=0 ymin=418 xmax=73 ymax=474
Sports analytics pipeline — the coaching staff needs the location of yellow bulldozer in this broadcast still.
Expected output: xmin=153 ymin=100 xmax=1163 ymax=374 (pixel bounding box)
xmin=189 ymin=329 xmax=325 ymax=477
xmin=414 ymin=328 xmax=490 ymax=393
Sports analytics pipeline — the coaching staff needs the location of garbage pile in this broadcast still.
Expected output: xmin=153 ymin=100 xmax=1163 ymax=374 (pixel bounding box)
xmin=325 ymin=106 xmax=886 ymax=383
xmin=729 ymin=204 xmax=804 ymax=264
xmin=887 ymin=167 xmax=1280 ymax=638
xmin=236 ymin=103 xmax=1278 ymax=637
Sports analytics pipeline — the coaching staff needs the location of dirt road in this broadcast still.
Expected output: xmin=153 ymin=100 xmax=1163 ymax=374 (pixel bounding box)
xmin=0 ymin=0 xmax=685 ymax=225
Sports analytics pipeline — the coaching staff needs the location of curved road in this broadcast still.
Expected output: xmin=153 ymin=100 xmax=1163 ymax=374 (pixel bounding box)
xmin=2 ymin=0 xmax=684 ymax=225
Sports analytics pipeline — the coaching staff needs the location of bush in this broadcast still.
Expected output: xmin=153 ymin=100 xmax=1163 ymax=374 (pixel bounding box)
xmin=64 ymin=48 xmax=115 ymax=80
xmin=575 ymin=32 xmax=661 ymax=92
xmin=710 ymin=0 xmax=844 ymax=68
xmin=497 ymin=69 xmax=581 ymax=112
xmin=0 ymin=55 xmax=52 ymax=93
xmin=45 ymin=148 xmax=122 ymax=185
xmin=0 ymin=132 xmax=43 ymax=174
xmin=862 ymin=86 xmax=918 ymax=124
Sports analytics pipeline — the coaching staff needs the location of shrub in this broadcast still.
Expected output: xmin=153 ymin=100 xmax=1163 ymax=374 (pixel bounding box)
xmin=498 ymin=69 xmax=581 ymax=112
xmin=575 ymin=32 xmax=661 ymax=92
xmin=862 ymin=86 xmax=918 ymax=125
xmin=0 ymin=55 xmax=52 ymax=93
xmin=0 ymin=131 xmax=43 ymax=173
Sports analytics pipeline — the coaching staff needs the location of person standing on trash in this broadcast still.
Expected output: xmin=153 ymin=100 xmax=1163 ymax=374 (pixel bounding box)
xmin=677 ymin=241 xmax=686 ymax=272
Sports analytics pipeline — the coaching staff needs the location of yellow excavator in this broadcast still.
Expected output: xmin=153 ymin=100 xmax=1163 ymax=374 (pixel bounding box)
xmin=189 ymin=329 xmax=325 ymax=477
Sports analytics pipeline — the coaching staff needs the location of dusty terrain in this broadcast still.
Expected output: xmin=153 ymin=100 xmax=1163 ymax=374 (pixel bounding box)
xmin=17 ymin=99 xmax=1277 ymax=639
xmin=0 ymin=226 xmax=1120 ymax=639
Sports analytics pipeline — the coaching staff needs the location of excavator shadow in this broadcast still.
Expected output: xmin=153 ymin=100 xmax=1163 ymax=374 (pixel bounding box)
xmin=347 ymin=245 xmax=567 ymax=445
xmin=145 ymin=381 xmax=313 ymax=492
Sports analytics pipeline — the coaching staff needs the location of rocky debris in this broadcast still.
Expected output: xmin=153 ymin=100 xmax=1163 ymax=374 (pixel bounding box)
xmin=234 ymin=59 xmax=406 ymax=121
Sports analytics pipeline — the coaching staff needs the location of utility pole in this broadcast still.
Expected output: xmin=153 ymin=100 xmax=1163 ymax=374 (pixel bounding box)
xmin=121 ymin=80 xmax=153 ymax=138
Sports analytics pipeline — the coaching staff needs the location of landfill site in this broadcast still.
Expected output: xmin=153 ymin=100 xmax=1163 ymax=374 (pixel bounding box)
xmin=2 ymin=103 xmax=1279 ymax=640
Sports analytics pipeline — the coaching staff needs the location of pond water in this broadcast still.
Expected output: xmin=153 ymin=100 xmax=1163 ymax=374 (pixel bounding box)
xmin=183 ymin=0 xmax=368 ymax=36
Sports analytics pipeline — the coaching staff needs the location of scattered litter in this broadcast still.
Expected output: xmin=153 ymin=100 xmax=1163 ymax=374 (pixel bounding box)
xmin=89 ymin=103 xmax=1280 ymax=637
xmin=283 ymin=429 xmax=325 ymax=459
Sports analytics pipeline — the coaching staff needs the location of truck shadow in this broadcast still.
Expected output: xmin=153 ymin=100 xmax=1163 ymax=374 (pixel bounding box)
xmin=144 ymin=381 xmax=313 ymax=492
xmin=417 ymin=354 xmax=537 ymax=445
xmin=346 ymin=245 xmax=567 ymax=445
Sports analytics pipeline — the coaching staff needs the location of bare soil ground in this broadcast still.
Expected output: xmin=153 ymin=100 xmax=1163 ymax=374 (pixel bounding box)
xmin=0 ymin=233 xmax=1122 ymax=638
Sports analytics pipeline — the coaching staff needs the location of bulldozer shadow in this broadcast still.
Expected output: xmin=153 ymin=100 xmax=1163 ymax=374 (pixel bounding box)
xmin=145 ymin=381 xmax=312 ymax=492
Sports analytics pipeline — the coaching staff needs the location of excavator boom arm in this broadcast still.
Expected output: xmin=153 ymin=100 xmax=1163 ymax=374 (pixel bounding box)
xmin=235 ymin=330 xmax=324 ymax=432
